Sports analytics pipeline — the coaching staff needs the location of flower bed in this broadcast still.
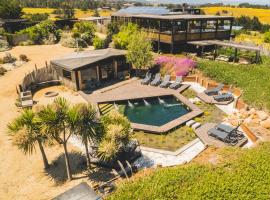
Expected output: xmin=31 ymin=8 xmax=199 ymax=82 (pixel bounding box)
xmin=155 ymin=56 xmax=197 ymax=77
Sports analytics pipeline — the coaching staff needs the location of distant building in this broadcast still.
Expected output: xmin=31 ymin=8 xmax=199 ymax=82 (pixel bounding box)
xmin=112 ymin=7 xmax=234 ymax=53
xmin=78 ymin=16 xmax=111 ymax=25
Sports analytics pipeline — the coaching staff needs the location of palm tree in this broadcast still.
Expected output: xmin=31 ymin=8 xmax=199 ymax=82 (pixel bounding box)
xmin=7 ymin=109 xmax=50 ymax=169
xmin=76 ymin=103 xmax=100 ymax=168
xmin=38 ymin=97 xmax=74 ymax=181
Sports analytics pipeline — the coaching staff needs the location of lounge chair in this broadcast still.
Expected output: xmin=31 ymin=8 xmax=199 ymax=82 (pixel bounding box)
xmin=204 ymin=84 xmax=224 ymax=96
xmin=159 ymin=75 xmax=171 ymax=88
xmin=150 ymin=73 xmax=161 ymax=86
xmin=214 ymin=92 xmax=234 ymax=102
xmin=141 ymin=72 xmax=152 ymax=85
xmin=216 ymin=124 xmax=245 ymax=140
xmin=169 ymin=76 xmax=183 ymax=89
xmin=208 ymin=128 xmax=238 ymax=146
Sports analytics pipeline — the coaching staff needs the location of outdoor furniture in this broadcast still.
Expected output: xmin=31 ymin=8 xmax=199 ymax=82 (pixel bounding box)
xmin=191 ymin=122 xmax=201 ymax=130
xmin=216 ymin=124 xmax=245 ymax=140
xmin=208 ymin=128 xmax=238 ymax=146
xmin=141 ymin=72 xmax=152 ymax=85
xmin=186 ymin=120 xmax=196 ymax=127
xmin=169 ymin=76 xmax=183 ymax=89
xmin=214 ymin=92 xmax=234 ymax=102
xmin=204 ymin=84 xmax=224 ymax=96
xmin=150 ymin=73 xmax=161 ymax=86
xmin=159 ymin=75 xmax=171 ymax=88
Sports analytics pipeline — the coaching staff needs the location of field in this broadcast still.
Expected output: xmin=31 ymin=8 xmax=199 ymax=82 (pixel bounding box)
xmin=235 ymin=32 xmax=270 ymax=51
xmin=202 ymin=7 xmax=270 ymax=24
xmin=23 ymin=8 xmax=114 ymax=19
xmin=108 ymin=142 xmax=270 ymax=199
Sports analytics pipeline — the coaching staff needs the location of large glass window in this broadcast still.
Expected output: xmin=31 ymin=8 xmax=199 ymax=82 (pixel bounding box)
xmin=188 ymin=20 xmax=201 ymax=33
xmin=218 ymin=20 xmax=231 ymax=31
xmin=81 ymin=68 xmax=97 ymax=84
xmin=173 ymin=21 xmax=186 ymax=33
xmin=202 ymin=20 xmax=217 ymax=32
xmin=63 ymin=70 xmax=71 ymax=80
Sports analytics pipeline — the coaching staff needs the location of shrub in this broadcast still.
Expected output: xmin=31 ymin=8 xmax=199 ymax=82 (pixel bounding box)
xmin=72 ymin=21 xmax=96 ymax=44
xmin=3 ymin=53 xmax=16 ymax=63
xmin=155 ymin=56 xmax=197 ymax=76
xmin=0 ymin=39 xmax=9 ymax=51
xmin=0 ymin=67 xmax=7 ymax=75
xmin=18 ymin=20 xmax=60 ymax=44
xmin=19 ymin=54 xmax=29 ymax=62
xmin=113 ymin=23 xmax=138 ymax=49
xmin=264 ymin=32 xmax=270 ymax=43
xmin=24 ymin=13 xmax=49 ymax=22
xmin=93 ymin=37 xmax=105 ymax=49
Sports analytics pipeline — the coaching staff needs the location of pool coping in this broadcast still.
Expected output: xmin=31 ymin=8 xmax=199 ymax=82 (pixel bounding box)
xmin=96 ymin=91 xmax=203 ymax=134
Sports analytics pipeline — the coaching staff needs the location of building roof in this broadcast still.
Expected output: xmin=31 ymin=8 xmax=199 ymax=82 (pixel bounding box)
xmin=113 ymin=13 xmax=234 ymax=20
xmin=51 ymin=48 xmax=126 ymax=71
xmin=53 ymin=182 xmax=100 ymax=200
xmin=113 ymin=7 xmax=233 ymax=20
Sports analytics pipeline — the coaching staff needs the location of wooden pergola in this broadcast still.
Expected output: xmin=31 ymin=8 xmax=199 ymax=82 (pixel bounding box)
xmin=188 ymin=40 xmax=261 ymax=63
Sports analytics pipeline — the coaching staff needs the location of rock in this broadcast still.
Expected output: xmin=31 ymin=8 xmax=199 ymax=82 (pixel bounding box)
xmin=260 ymin=118 xmax=270 ymax=129
xmin=248 ymin=108 xmax=256 ymax=115
xmin=257 ymin=111 xmax=268 ymax=121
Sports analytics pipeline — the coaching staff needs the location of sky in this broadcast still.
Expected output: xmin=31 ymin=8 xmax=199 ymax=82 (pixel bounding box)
xmin=147 ymin=0 xmax=269 ymax=5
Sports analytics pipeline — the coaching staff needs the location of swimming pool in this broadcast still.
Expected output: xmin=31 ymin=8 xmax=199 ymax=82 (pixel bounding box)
xmin=115 ymin=95 xmax=191 ymax=126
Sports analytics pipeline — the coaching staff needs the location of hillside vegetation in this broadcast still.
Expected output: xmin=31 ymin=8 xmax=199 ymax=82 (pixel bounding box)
xmin=202 ymin=7 xmax=270 ymax=24
xmin=198 ymin=58 xmax=270 ymax=111
xmin=108 ymin=142 xmax=270 ymax=199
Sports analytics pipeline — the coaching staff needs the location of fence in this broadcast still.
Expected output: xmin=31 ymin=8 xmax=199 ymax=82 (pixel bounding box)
xmin=19 ymin=64 xmax=60 ymax=93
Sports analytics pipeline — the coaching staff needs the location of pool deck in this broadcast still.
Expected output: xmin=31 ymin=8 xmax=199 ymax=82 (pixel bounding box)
xmin=80 ymin=79 xmax=203 ymax=133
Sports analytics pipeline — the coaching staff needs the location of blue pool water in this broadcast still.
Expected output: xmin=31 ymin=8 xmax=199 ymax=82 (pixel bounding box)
xmin=116 ymin=95 xmax=190 ymax=126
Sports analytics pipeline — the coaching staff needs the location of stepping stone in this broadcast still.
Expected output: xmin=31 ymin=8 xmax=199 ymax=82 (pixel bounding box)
xmin=186 ymin=120 xmax=196 ymax=127
xmin=192 ymin=122 xmax=201 ymax=130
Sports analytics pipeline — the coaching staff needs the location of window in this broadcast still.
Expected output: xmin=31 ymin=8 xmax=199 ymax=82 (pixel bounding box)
xmin=81 ymin=68 xmax=97 ymax=84
xmin=63 ymin=70 xmax=72 ymax=80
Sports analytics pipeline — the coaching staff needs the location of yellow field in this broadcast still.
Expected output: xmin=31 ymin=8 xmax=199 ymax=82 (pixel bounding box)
xmin=23 ymin=8 xmax=114 ymax=18
xmin=235 ymin=32 xmax=270 ymax=51
xmin=202 ymin=7 xmax=270 ymax=24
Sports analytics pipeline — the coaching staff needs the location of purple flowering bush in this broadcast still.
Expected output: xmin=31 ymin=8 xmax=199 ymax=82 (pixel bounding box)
xmin=155 ymin=56 xmax=197 ymax=76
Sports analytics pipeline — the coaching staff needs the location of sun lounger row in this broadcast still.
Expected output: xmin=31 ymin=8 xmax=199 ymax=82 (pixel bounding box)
xmin=204 ymin=84 xmax=234 ymax=102
xmin=141 ymin=73 xmax=183 ymax=89
xmin=208 ymin=124 xmax=245 ymax=145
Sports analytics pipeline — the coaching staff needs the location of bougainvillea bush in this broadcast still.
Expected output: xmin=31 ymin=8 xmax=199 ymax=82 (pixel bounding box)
xmin=155 ymin=56 xmax=197 ymax=77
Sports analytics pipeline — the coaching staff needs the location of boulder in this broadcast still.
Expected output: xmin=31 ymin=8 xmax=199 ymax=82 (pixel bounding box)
xmin=260 ymin=118 xmax=270 ymax=129
xmin=257 ymin=111 xmax=268 ymax=121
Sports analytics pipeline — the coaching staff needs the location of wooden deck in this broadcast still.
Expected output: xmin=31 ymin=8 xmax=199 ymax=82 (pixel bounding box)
xmin=80 ymin=80 xmax=202 ymax=133
xmin=197 ymin=92 xmax=234 ymax=105
xmin=195 ymin=123 xmax=248 ymax=148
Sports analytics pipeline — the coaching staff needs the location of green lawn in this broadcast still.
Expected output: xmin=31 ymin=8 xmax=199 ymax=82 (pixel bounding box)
xmin=198 ymin=57 xmax=270 ymax=111
xmin=107 ymin=142 xmax=270 ymax=200
xmin=132 ymin=89 xmax=226 ymax=151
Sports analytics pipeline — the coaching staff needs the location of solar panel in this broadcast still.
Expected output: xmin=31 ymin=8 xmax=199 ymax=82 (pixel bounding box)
xmin=116 ymin=6 xmax=170 ymax=15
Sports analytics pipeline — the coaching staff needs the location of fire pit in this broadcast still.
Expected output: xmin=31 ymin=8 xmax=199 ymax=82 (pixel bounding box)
xmin=44 ymin=91 xmax=59 ymax=97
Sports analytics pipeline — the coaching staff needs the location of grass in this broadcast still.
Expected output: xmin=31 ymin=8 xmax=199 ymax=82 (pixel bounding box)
xmin=107 ymin=142 xmax=270 ymax=200
xmin=22 ymin=8 xmax=114 ymax=19
xmin=198 ymin=57 xmax=270 ymax=111
xmin=202 ymin=7 xmax=270 ymax=24
xmin=132 ymin=89 xmax=225 ymax=151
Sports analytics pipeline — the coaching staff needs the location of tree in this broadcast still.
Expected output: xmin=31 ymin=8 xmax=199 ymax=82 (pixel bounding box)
xmin=73 ymin=21 xmax=96 ymax=44
xmin=7 ymin=109 xmax=50 ymax=169
xmin=76 ymin=104 xmax=101 ymax=168
xmin=0 ymin=0 xmax=23 ymax=19
xmin=113 ymin=23 xmax=138 ymax=49
xmin=126 ymin=31 xmax=153 ymax=73
xmin=98 ymin=110 xmax=132 ymax=161
xmin=38 ymin=97 xmax=74 ymax=180
xmin=60 ymin=3 xmax=75 ymax=19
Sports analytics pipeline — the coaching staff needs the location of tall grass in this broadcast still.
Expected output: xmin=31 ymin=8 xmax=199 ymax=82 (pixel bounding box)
xmin=108 ymin=142 xmax=270 ymax=199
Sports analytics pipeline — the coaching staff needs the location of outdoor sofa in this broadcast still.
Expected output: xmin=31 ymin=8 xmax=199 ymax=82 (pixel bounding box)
xmin=204 ymin=84 xmax=224 ymax=96
xmin=159 ymin=75 xmax=171 ymax=88
xmin=141 ymin=72 xmax=152 ymax=85
xmin=150 ymin=73 xmax=162 ymax=86
xmin=169 ymin=76 xmax=183 ymax=89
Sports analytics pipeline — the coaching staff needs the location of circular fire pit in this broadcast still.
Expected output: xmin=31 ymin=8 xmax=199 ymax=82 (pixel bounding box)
xmin=44 ymin=91 xmax=59 ymax=97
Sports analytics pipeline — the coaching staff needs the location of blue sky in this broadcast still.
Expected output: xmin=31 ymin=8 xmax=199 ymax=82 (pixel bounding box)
xmin=147 ymin=0 xmax=269 ymax=5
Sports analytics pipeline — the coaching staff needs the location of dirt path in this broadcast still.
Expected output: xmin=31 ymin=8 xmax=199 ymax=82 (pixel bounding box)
xmin=0 ymin=45 xmax=92 ymax=199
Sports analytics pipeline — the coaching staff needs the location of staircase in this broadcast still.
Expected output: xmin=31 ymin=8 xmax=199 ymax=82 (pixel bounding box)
xmin=99 ymin=103 xmax=114 ymax=115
